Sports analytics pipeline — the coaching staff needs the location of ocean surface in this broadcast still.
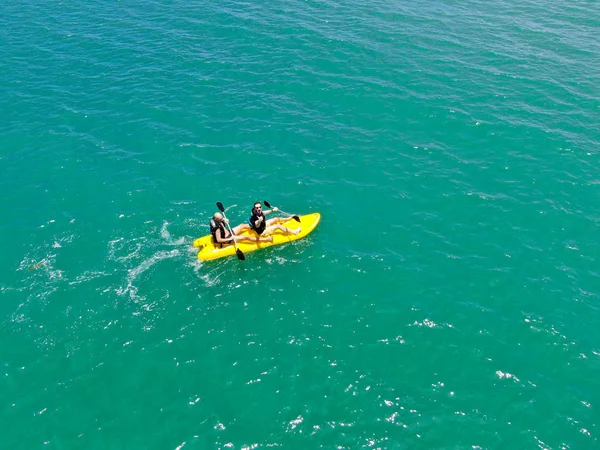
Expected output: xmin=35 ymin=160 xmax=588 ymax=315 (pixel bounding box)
xmin=1 ymin=0 xmax=599 ymax=448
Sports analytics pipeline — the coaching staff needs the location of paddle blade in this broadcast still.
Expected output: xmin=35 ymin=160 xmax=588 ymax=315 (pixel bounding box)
xmin=263 ymin=200 xmax=272 ymax=208
xmin=236 ymin=249 xmax=246 ymax=260
xmin=292 ymin=215 xmax=301 ymax=223
xmin=216 ymin=202 xmax=225 ymax=212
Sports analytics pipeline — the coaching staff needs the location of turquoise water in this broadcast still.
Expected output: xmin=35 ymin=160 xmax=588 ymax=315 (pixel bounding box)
xmin=2 ymin=0 xmax=599 ymax=447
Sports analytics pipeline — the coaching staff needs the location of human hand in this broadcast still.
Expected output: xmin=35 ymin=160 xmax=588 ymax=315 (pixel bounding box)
xmin=224 ymin=218 xmax=230 ymax=224
xmin=272 ymin=207 xmax=279 ymax=212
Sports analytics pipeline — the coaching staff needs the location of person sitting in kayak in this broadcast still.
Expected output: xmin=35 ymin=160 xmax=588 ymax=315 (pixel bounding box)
xmin=210 ymin=212 xmax=272 ymax=246
xmin=248 ymin=202 xmax=301 ymax=236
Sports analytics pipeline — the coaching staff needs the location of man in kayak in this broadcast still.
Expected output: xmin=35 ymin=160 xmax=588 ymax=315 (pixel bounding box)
xmin=210 ymin=212 xmax=272 ymax=246
xmin=248 ymin=202 xmax=301 ymax=236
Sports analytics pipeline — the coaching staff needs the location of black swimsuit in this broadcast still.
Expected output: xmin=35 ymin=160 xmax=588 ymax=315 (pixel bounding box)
xmin=248 ymin=212 xmax=267 ymax=235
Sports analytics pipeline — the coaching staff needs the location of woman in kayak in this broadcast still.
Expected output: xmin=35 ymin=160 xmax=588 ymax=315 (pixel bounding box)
xmin=210 ymin=212 xmax=272 ymax=246
xmin=248 ymin=202 xmax=301 ymax=236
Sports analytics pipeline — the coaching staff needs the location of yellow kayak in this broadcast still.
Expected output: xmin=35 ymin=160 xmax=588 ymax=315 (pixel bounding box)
xmin=193 ymin=213 xmax=321 ymax=261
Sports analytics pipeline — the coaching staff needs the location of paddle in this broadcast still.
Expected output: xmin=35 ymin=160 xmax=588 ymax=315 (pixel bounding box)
xmin=216 ymin=202 xmax=245 ymax=260
xmin=263 ymin=200 xmax=301 ymax=223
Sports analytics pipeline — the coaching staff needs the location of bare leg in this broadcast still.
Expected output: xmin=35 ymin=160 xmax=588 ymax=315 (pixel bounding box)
xmin=234 ymin=235 xmax=273 ymax=243
xmin=271 ymin=224 xmax=301 ymax=235
xmin=265 ymin=217 xmax=301 ymax=234
xmin=266 ymin=218 xmax=287 ymax=226
xmin=230 ymin=224 xmax=273 ymax=243
xmin=232 ymin=223 xmax=251 ymax=234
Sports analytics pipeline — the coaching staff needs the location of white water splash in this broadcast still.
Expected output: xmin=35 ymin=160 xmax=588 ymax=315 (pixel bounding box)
xmin=116 ymin=249 xmax=180 ymax=302
xmin=161 ymin=221 xmax=185 ymax=246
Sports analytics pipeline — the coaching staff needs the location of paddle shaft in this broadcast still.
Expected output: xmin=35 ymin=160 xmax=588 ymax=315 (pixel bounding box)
xmin=216 ymin=202 xmax=245 ymax=260
xmin=263 ymin=201 xmax=301 ymax=222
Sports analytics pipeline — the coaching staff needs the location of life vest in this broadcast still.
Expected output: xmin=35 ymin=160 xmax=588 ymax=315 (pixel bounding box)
xmin=210 ymin=219 xmax=227 ymax=247
xmin=248 ymin=209 xmax=266 ymax=235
